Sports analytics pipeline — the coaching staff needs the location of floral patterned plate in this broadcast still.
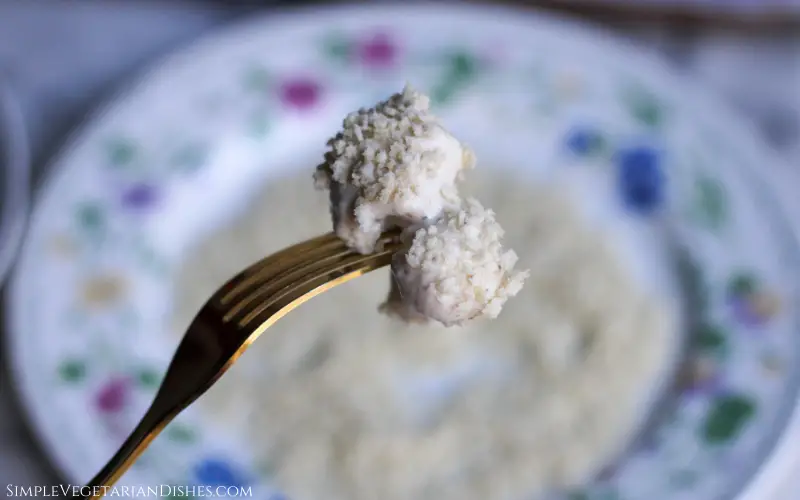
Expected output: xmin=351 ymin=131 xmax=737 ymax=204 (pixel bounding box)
xmin=6 ymin=4 xmax=800 ymax=500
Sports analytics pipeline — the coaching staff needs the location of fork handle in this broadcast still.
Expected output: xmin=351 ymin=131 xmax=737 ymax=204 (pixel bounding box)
xmin=76 ymin=308 xmax=233 ymax=498
xmin=75 ymin=231 xmax=401 ymax=497
xmin=75 ymin=410 xmax=171 ymax=499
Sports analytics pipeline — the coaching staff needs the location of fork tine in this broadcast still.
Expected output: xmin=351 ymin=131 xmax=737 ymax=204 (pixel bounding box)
xmin=237 ymin=242 xmax=403 ymax=327
xmin=219 ymin=232 xmax=344 ymax=305
xmin=219 ymin=228 xmax=404 ymax=313
xmin=222 ymin=245 xmax=361 ymax=322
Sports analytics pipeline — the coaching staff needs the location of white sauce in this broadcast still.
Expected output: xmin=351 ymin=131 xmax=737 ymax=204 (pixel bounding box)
xmin=173 ymin=169 xmax=675 ymax=500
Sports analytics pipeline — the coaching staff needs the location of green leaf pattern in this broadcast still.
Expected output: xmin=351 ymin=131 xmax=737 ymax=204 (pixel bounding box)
xmin=728 ymin=273 xmax=757 ymax=297
xmin=106 ymin=138 xmax=137 ymax=167
xmin=622 ymin=84 xmax=665 ymax=128
xmin=322 ymin=33 xmax=351 ymax=62
xmin=58 ymin=360 xmax=86 ymax=383
xmin=165 ymin=423 xmax=197 ymax=444
xmin=136 ymin=367 xmax=162 ymax=389
xmin=702 ymin=394 xmax=756 ymax=445
xmin=431 ymin=51 xmax=481 ymax=105
xmin=693 ymin=324 xmax=728 ymax=359
xmin=691 ymin=174 xmax=728 ymax=230
xmin=171 ymin=143 xmax=208 ymax=173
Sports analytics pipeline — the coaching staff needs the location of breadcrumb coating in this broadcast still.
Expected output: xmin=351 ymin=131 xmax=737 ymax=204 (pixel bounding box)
xmin=383 ymin=199 xmax=529 ymax=326
xmin=314 ymin=84 xmax=475 ymax=254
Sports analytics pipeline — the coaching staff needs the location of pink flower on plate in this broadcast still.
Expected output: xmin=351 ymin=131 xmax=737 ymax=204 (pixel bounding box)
xmin=95 ymin=376 xmax=131 ymax=414
xmin=358 ymin=32 xmax=397 ymax=68
xmin=280 ymin=78 xmax=321 ymax=110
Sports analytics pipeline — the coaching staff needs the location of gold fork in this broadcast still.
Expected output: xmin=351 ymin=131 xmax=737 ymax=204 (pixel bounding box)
xmin=79 ymin=229 xmax=403 ymax=499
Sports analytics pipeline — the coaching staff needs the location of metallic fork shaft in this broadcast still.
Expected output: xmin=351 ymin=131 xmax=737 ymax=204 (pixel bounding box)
xmin=78 ymin=231 xmax=402 ymax=499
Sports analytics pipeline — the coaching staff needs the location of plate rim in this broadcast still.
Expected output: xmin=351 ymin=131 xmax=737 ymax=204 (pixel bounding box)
xmin=0 ymin=76 xmax=30 ymax=284
xmin=4 ymin=3 xmax=800 ymax=497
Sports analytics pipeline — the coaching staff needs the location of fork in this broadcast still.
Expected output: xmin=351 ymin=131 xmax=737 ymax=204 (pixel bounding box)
xmin=78 ymin=229 xmax=403 ymax=499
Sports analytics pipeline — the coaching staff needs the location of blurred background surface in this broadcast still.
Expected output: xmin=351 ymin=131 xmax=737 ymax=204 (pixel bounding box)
xmin=0 ymin=0 xmax=798 ymax=496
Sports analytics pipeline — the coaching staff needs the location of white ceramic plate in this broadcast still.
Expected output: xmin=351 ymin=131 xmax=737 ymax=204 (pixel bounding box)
xmin=6 ymin=5 xmax=800 ymax=500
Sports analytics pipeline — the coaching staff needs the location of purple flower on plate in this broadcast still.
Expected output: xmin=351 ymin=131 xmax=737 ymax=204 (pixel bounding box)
xmin=121 ymin=183 xmax=158 ymax=209
xmin=358 ymin=32 xmax=397 ymax=68
xmin=95 ymin=376 xmax=131 ymax=414
xmin=280 ymin=78 xmax=321 ymax=110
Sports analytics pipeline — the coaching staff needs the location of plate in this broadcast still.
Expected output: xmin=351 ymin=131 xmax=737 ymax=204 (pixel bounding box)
xmin=0 ymin=77 xmax=29 ymax=283
xmin=6 ymin=4 xmax=800 ymax=499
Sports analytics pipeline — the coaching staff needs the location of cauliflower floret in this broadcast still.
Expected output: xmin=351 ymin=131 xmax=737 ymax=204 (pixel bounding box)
xmin=314 ymin=84 xmax=475 ymax=254
xmin=382 ymin=199 xmax=529 ymax=326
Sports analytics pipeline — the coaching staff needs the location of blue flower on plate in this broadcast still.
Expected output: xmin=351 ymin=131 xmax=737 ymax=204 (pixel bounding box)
xmin=121 ymin=183 xmax=158 ymax=210
xmin=616 ymin=145 xmax=664 ymax=214
xmin=565 ymin=125 xmax=605 ymax=157
xmin=193 ymin=458 xmax=248 ymax=488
